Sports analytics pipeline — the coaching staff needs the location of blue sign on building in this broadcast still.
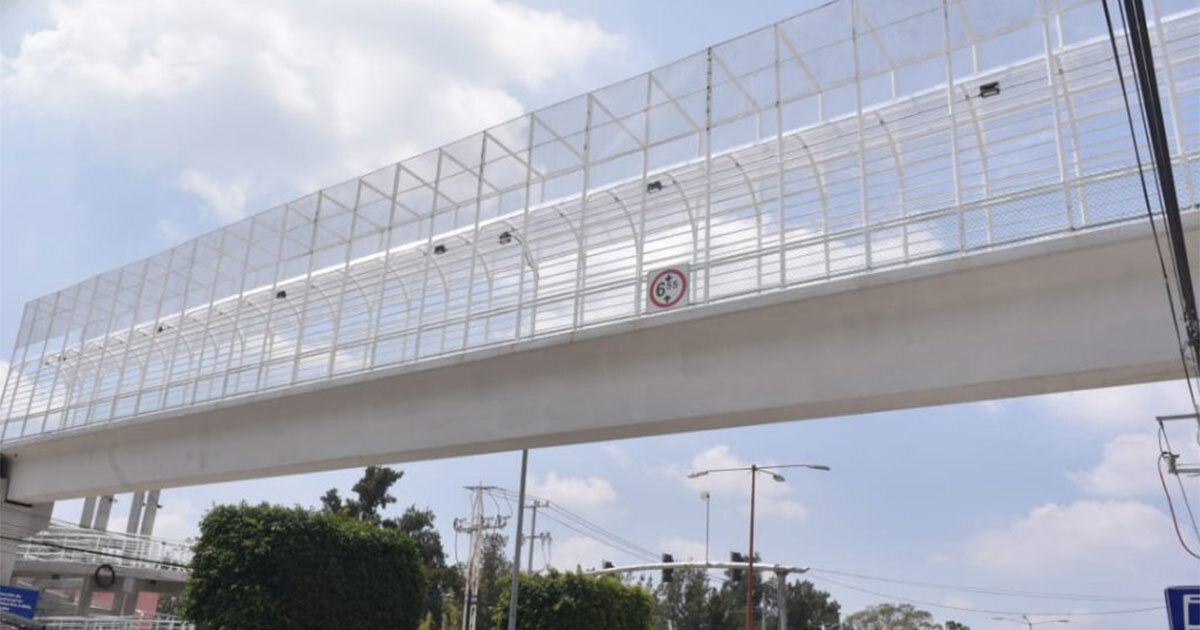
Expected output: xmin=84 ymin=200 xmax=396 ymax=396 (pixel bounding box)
xmin=1166 ymin=586 xmax=1200 ymax=630
xmin=0 ymin=585 xmax=40 ymax=620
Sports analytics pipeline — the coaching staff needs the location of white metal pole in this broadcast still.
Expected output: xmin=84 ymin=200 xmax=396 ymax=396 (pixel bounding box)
xmin=507 ymin=449 xmax=528 ymax=630
xmin=776 ymin=569 xmax=787 ymax=630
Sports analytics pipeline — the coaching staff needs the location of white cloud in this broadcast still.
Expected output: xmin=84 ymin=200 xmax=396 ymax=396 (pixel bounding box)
xmin=548 ymin=535 xmax=610 ymax=572
xmin=659 ymin=536 xmax=707 ymax=563
xmin=177 ymin=167 xmax=249 ymax=223
xmin=957 ymin=500 xmax=1173 ymax=576
xmin=1034 ymin=380 xmax=1194 ymax=432
xmin=669 ymin=445 xmax=814 ymax=523
xmin=600 ymin=444 xmax=632 ymax=468
xmin=528 ymin=472 xmax=618 ymax=514
xmin=1068 ymin=433 xmax=1161 ymax=498
xmin=2 ymin=0 xmax=632 ymax=225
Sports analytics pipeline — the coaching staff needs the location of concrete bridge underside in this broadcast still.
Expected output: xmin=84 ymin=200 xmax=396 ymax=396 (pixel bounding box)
xmin=6 ymin=216 xmax=1197 ymax=502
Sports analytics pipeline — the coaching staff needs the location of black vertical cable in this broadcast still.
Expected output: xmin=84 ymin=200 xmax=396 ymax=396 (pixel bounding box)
xmin=1100 ymin=0 xmax=1199 ymax=414
xmin=1120 ymin=0 xmax=1200 ymax=369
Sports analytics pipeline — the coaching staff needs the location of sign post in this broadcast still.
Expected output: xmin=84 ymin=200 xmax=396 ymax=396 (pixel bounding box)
xmin=647 ymin=264 xmax=690 ymax=312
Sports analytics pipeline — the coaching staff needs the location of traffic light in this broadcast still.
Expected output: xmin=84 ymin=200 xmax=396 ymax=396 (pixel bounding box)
xmin=661 ymin=553 xmax=674 ymax=583
xmin=729 ymin=552 xmax=744 ymax=583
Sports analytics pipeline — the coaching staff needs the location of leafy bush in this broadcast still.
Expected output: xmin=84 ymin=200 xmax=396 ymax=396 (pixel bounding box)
xmin=491 ymin=570 xmax=653 ymax=630
xmin=183 ymin=503 xmax=426 ymax=630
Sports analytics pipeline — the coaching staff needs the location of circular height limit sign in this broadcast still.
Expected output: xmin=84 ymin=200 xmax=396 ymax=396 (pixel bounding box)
xmin=647 ymin=264 xmax=690 ymax=312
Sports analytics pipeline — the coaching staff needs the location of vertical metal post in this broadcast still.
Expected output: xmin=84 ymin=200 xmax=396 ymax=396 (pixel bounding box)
xmin=413 ymin=150 xmax=446 ymax=359
xmin=851 ymin=0 xmax=872 ymax=270
xmin=526 ymin=500 xmax=545 ymax=574
xmin=1040 ymin=0 xmax=1075 ymax=230
xmin=774 ymin=25 xmax=787 ymax=288
xmin=461 ymin=134 xmax=490 ymax=350
xmin=507 ymin=449 xmax=528 ymax=630
xmin=704 ymin=492 xmax=711 ymax=566
xmin=703 ymin=48 xmax=714 ymax=303
xmin=776 ymin=570 xmax=787 ymax=630
xmin=746 ymin=465 xmax=757 ymax=630
xmin=366 ymin=164 xmax=405 ymax=368
xmin=515 ymin=116 xmax=536 ymax=339
xmin=941 ymin=0 xmax=965 ymax=252
xmin=573 ymin=98 xmax=595 ymax=330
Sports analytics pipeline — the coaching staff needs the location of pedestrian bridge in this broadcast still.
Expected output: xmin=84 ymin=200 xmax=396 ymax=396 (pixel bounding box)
xmin=2 ymin=0 xmax=1198 ymax=501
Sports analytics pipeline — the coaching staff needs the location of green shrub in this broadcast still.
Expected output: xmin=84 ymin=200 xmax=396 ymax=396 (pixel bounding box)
xmin=183 ymin=503 xmax=426 ymax=630
xmin=491 ymin=570 xmax=654 ymax=630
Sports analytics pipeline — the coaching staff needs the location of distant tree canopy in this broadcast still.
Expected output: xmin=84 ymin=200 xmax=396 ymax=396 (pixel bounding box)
xmin=321 ymin=466 xmax=462 ymax=629
xmin=492 ymin=570 xmax=655 ymax=630
xmin=183 ymin=503 xmax=426 ymax=630
xmin=320 ymin=464 xmax=404 ymax=522
xmin=654 ymin=567 xmax=840 ymax=630
xmin=843 ymin=603 xmax=968 ymax=630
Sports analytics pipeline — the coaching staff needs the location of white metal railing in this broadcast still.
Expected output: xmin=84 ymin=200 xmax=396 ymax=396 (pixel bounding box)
xmin=33 ymin=616 xmax=192 ymax=630
xmin=18 ymin=523 xmax=191 ymax=574
xmin=2 ymin=0 xmax=1198 ymax=442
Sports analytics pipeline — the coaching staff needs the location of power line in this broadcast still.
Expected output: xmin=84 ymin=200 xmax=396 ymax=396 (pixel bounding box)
xmin=1157 ymin=452 xmax=1200 ymax=560
xmin=805 ymin=568 xmax=1160 ymax=604
xmin=1099 ymin=0 xmax=1200 ymax=418
xmin=809 ymin=574 xmax=1164 ymax=618
xmin=486 ymin=487 xmax=659 ymax=561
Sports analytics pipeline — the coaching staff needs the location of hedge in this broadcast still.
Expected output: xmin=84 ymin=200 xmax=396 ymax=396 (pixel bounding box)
xmin=183 ymin=503 xmax=426 ymax=630
xmin=491 ymin=570 xmax=654 ymax=630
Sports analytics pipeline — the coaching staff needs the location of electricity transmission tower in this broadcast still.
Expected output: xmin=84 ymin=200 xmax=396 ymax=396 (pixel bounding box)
xmin=454 ymin=485 xmax=508 ymax=630
xmin=524 ymin=499 xmax=551 ymax=573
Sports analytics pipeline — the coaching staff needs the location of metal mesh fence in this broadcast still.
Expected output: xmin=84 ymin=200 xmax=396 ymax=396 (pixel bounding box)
xmin=3 ymin=0 xmax=1198 ymax=442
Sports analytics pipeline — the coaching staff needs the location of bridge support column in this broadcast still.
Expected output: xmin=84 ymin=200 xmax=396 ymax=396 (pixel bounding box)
xmin=0 ymin=457 xmax=53 ymax=585
xmin=76 ymin=582 xmax=94 ymax=614
xmin=92 ymin=495 xmax=115 ymax=530
xmin=139 ymin=489 xmax=160 ymax=536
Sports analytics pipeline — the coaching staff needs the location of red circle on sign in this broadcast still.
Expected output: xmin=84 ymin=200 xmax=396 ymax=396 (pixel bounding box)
xmin=649 ymin=268 xmax=688 ymax=309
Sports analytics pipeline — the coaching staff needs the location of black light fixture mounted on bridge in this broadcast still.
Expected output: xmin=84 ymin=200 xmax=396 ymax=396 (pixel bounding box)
xmin=979 ymin=81 xmax=1001 ymax=98
xmin=275 ymin=289 xmax=287 ymax=299
xmin=498 ymin=231 xmax=513 ymax=245
xmin=433 ymin=244 xmax=447 ymax=255
xmin=646 ymin=180 xmax=664 ymax=193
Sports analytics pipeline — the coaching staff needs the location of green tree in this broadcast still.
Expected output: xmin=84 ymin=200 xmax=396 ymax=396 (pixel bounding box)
xmin=843 ymin=603 xmax=940 ymax=630
xmin=322 ymin=467 xmax=461 ymax=629
xmin=944 ymin=622 xmax=970 ymax=630
xmin=321 ymin=465 xmax=404 ymax=522
xmin=654 ymin=567 xmax=714 ymax=630
xmin=183 ymin=503 xmax=426 ymax=630
xmin=492 ymin=570 xmax=654 ymax=630
xmin=388 ymin=506 xmax=463 ymax=628
xmin=763 ymin=579 xmax=841 ymax=629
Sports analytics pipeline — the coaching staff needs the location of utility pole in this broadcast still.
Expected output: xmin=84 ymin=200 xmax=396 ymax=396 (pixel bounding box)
xmin=525 ymin=499 xmax=551 ymax=573
xmin=454 ymin=484 xmax=507 ymax=630
xmin=507 ymin=449 xmax=529 ymax=630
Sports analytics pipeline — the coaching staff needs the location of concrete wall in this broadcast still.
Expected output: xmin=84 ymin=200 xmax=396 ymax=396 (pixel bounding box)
xmin=5 ymin=218 xmax=1197 ymax=502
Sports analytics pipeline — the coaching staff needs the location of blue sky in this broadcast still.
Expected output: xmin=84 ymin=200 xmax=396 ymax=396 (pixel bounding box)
xmin=2 ymin=1 xmax=1198 ymax=628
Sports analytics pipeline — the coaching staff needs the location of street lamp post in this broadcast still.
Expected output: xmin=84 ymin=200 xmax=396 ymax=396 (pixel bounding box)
xmin=993 ymin=615 xmax=1070 ymax=629
xmin=687 ymin=462 xmax=829 ymax=630
xmin=701 ymin=491 xmax=711 ymax=565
